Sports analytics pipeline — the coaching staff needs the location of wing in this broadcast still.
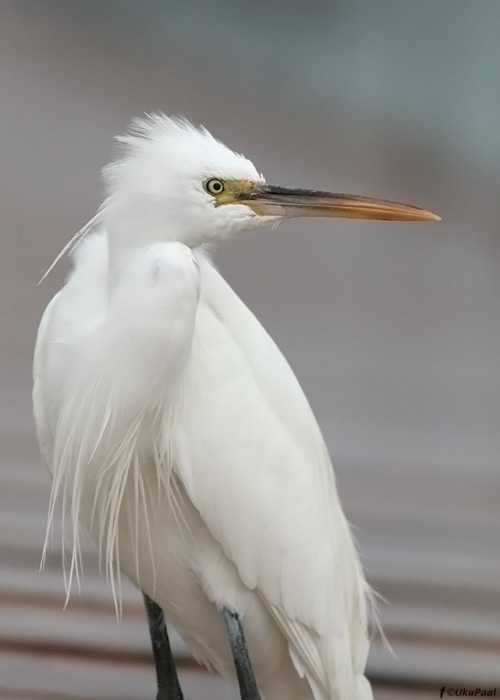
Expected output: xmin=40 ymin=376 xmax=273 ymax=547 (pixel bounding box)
xmin=174 ymin=256 xmax=372 ymax=700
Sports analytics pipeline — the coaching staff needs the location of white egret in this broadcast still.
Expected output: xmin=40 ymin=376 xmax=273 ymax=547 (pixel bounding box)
xmin=33 ymin=115 xmax=439 ymax=700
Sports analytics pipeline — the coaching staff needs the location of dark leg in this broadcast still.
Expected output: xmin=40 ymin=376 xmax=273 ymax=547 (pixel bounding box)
xmin=143 ymin=593 xmax=184 ymax=700
xmin=223 ymin=608 xmax=261 ymax=700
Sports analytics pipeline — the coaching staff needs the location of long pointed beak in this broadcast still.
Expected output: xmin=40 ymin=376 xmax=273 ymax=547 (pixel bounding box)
xmin=239 ymin=185 xmax=440 ymax=222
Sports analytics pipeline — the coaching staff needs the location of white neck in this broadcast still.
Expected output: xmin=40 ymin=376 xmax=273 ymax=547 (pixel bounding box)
xmin=104 ymin=199 xmax=184 ymax=292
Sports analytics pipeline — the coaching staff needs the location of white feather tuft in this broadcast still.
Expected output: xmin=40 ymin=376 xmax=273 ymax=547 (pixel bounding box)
xmin=38 ymin=207 xmax=108 ymax=284
xmin=42 ymin=379 xmax=184 ymax=616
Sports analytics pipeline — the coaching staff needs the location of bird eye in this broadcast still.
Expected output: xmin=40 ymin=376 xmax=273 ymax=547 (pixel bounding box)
xmin=204 ymin=178 xmax=225 ymax=195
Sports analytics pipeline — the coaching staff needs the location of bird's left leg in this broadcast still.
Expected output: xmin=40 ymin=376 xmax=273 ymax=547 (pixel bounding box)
xmin=223 ymin=608 xmax=262 ymax=700
xmin=144 ymin=593 xmax=184 ymax=700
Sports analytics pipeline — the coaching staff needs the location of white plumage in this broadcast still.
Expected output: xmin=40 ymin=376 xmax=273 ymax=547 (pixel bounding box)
xmin=33 ymin=114 xmax=434 ymax=700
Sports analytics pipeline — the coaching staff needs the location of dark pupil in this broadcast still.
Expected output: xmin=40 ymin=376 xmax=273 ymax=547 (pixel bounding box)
xmin=212 ymin=181 xmax=222 ymax=192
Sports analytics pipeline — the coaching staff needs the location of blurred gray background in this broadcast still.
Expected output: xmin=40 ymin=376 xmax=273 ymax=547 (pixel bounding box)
xmin=0 ymin=1 xmax=499 ymax=698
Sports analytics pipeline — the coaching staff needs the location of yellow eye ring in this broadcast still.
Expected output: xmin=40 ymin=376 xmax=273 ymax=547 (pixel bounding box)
xmin=204 ymin=178 xmax=225 ymax=195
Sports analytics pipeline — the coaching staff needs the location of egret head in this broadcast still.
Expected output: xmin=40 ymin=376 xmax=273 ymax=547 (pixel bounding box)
xmin=103 ymin=114 xmax=439 ymax=252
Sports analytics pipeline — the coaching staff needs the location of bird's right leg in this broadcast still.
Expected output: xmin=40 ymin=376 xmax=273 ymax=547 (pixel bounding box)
xmin=144 ymin=594 xmax=184 ymax=700
xmin=223 ymin=608 xmax=262 ymax=700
